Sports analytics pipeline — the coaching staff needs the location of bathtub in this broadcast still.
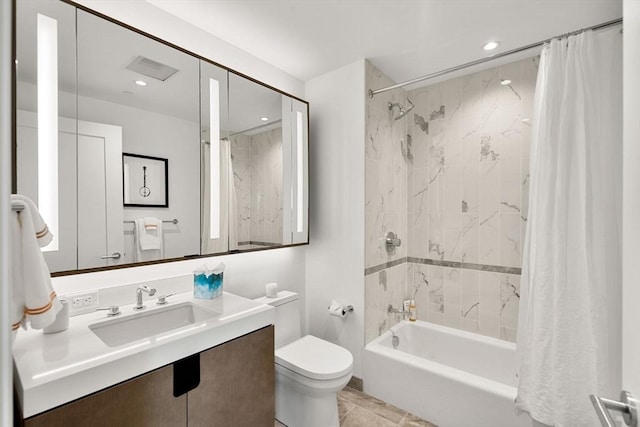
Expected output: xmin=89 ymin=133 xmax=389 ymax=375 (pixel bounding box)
xmin=363 ymin=320 xmax=531 ymax=427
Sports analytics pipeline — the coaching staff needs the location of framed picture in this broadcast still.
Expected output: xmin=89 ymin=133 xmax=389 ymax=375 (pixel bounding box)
xmin=122 ymin=153 xmax=168 ymax=207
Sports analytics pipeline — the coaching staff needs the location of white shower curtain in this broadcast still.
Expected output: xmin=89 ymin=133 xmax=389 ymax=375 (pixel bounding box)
xmin=516 ymin=28 xmax=622 ymax=427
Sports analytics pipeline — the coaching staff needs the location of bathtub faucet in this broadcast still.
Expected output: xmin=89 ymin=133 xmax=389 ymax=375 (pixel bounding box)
xmin=387 ymin=304 xmax=411 ymax=318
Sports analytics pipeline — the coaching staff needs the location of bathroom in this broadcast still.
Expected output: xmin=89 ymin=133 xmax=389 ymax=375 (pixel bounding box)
xmin=1 ymin=0 xmax=638 ymax=426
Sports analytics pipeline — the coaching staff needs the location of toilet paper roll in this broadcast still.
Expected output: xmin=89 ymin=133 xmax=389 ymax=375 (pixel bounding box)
xmin=329 ymin=300 xmax=346 ymax=318
xmin=265 ymin=282 xmax=278 ymax=298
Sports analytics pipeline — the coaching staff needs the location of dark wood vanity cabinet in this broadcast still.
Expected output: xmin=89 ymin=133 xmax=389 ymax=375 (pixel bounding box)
xmin=23 ymin=326 xmax=275 ymax=427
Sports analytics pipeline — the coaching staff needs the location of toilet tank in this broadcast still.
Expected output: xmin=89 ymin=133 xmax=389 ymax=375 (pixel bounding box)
xmin=254 ymin=291 xmax=301 ymax=349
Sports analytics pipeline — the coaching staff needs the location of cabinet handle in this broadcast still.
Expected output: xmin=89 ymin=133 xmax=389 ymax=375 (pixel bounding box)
xmin=101 ymin=252 xmax=121 ymax=260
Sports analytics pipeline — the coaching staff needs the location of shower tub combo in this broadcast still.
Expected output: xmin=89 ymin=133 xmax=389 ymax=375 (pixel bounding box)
xmin=363 ymin=320 xmax=531 ymax=427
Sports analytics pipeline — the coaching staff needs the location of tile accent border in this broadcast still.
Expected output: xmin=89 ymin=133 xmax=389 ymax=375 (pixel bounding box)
xmin=365 ymin=257 xmax=521 ymax=276
xmin=364 ymin=258 xmax=407 ymax=276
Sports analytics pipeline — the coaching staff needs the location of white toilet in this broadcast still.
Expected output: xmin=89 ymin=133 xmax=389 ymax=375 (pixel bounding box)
xmin=255 ymin=291 xmax=353 ymax=427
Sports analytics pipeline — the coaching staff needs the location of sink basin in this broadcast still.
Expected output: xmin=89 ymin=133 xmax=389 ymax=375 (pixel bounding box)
xmin=89 ymin=302 xmax=219 ymax=347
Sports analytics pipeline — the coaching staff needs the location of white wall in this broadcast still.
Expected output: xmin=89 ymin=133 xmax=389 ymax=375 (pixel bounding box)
xmin=305 ymin=60 xmax=366 ymax=378
xmin=72 ymin=0 xmax=304 ymax=99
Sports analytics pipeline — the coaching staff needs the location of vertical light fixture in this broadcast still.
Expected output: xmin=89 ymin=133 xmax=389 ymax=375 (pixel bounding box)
xmin=209 ymin=78 xmax=220 ymax=239
xmin=296 ymin=111 xmax=303 ymax=233
xmin=37 ymin=14 xmax=59 ymax=251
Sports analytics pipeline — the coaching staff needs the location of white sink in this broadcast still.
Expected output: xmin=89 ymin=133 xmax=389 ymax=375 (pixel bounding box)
xmin=89 ymin=302 xmax=219 ymax=347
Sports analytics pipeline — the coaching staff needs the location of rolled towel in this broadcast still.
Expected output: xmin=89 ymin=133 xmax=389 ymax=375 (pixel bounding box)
xmin=10 ymin=194 xmax=61 ymax=335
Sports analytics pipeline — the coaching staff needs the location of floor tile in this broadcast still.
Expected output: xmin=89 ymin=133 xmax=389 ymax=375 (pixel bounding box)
xmin=338 ymin=386 xmax=407 ymax=424
xmin=340 ymin=406 xmax=398 ymax=427
xmin=338 ymin=396 xmax=356 ymax=421
xmin=399 ymin=412 xmax=439 ymax=427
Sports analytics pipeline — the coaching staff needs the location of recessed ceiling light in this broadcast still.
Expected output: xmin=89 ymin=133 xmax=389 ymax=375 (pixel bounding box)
xmin=122 ymin=90 xmax=133 ymax=95
xmin=135 ymin=80 xmax=147 ymax=86
xmin=260 ymin=117 xmax=269 ymax=122
xmin=500 ymin=79 xmax=511 ymax=85
xmin=483 ymin=41 xmax=501 ymax=51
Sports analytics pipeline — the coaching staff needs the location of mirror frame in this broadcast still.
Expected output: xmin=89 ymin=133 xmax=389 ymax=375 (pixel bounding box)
xmin=12 ymin=0 xmax=310 ymax=277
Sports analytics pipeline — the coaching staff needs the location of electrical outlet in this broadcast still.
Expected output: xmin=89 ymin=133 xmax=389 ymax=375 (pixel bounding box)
xmin=65 ymin=291 xmax=99 ymax=315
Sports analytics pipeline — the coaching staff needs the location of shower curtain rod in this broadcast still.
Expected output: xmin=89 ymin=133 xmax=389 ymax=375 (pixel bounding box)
xmin=368 ymin=17 xmax=622 ymax=98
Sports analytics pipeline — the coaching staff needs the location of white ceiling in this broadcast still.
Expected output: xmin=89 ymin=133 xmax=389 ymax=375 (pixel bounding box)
xmin=147 ymin=0 xmax=622 ymax=85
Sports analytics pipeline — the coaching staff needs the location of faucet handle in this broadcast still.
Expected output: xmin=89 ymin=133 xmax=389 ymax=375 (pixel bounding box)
xmin=156 ymin=293 xmax=176 ymax=305
xmin=96 ymin=306 xmax=121 ymax=317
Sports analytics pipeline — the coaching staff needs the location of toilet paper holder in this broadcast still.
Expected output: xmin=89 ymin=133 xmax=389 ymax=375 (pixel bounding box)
xmin=328 ymin=302 xmax=354 ymax=317
xmin=340 ymin=305 xmax=354 ymax=316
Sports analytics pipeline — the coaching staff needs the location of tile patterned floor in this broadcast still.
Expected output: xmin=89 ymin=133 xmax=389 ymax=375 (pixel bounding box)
xmin=274 ymin=386 xmax=437 ymax=427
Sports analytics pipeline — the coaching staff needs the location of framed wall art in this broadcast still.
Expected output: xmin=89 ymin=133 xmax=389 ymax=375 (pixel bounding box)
xmin=123 ymin=153 xmax=169 ymax=207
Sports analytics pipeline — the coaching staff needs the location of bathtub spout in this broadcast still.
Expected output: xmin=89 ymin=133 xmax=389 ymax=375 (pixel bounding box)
xmin=387 ymin=304 xmax=411 ymax=318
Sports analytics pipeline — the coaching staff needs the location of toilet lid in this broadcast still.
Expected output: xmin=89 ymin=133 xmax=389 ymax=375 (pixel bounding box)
xmin=275 ymin=335 xmax=353 ymax=381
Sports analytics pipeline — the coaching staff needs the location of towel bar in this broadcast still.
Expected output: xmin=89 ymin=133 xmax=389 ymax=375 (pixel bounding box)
xmin=123 ymin=219 xmax=178 ymax=225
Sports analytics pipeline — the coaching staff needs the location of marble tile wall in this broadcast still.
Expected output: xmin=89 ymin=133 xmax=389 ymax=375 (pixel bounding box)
xmin=250 ymin=127 xmax=284 ymax=246
xmin=365 ymin=61 xmax=410 ymax=270
xmin=364 ymin=57 xmax=538 ymax=343
xmin=231 ymin=127 xmax=284 ymax=247
xmin=404 ymin=57 xmax=537 ymax=341
xmin=230 ymin=134 xmax=252 ymax=244
xmin=364 ymin=61 xmax=411 ymax=343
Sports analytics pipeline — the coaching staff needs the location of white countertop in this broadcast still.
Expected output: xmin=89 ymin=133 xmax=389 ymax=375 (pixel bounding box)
xmin=13 ymin=291 xmax=274 ymax=418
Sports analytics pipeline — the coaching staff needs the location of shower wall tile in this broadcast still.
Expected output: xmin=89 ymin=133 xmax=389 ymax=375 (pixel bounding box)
xmin=443 ymin=267 xmax=461 ymax=328
xmin=404 ymin=263 xmax=522 ymax=342
xmin=408 ymin=57 xmax=535 ymax=269
xmin=500 ymin=213 xmax=521 ymax=267
xmin=230 ymin=135 xmax=252 ymax=244
xmin=460 ymin=269 xmax=480 ymax=322
xmin=365 ymin=261 xmax=408 ymax=343
xmin=500 ymin=274 xmax=520 ymax=330
xmin=365 ymin=57 xmax=535 ymax=345
xmin=365 ymin=61 xmax=409 ymax=269
xmin=478 ymin=271 xmax=501 ymax=338
xmin=250 ymin=128 xmax=283 ymax=245
xmin=479 ymin=212 xmax=500 ymax=265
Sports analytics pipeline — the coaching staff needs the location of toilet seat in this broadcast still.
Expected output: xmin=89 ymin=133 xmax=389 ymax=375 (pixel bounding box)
xmin=275 ymin=335 xmax=353 ymax=381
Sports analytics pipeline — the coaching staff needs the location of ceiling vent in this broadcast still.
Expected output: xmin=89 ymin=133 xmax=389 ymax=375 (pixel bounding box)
xmin=126 ymin=56 xmax=179 ymax=81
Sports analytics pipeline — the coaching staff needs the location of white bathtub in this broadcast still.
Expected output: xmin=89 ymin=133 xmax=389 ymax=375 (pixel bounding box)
xmin=363 ymin=320 xmax=532 ymax=427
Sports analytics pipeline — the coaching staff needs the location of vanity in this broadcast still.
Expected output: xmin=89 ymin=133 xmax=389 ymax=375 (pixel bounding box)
xmin=13 ymin=291 xmax=275 ymax=426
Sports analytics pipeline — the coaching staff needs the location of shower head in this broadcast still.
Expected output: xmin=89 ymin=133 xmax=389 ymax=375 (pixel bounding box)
xmin=388 ymin=99 xmax=415 ymax=121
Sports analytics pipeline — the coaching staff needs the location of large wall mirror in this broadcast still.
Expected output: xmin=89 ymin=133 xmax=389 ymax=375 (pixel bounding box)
xmin=14 ymin=0 xmax=309 ymax=275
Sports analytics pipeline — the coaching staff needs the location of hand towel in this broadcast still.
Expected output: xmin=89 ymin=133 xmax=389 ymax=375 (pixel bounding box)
xmin=134 ymin=217 xmax=163 ymax=261
xmin=11 ymin=194 xmax=62 ymax=337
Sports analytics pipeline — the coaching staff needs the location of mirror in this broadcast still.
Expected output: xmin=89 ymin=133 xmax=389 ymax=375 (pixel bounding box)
xmin=228 ymin=73 xmax=287 ymax=251
xmin=77 ymin=10 xmax=201 ymax=267
xmin=15 ymin=0 xmax=309 ymax=275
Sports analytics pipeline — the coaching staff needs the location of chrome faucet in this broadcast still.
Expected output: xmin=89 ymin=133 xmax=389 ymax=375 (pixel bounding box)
xmin=134 ymin=285 xmax=157 ymax=310
xmin=387 ymin=304 xmax=411 ymax=318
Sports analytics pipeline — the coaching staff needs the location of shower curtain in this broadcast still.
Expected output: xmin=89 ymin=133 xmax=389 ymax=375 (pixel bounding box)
xmin=516 ymin=28 xmax=622 ymax=426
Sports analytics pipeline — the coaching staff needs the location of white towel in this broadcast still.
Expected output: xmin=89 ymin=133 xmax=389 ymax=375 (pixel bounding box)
xmin=134 ymin=217 xmax=163 ymax=261
xmin=10 ymin=194 xmax=62 ymax=337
